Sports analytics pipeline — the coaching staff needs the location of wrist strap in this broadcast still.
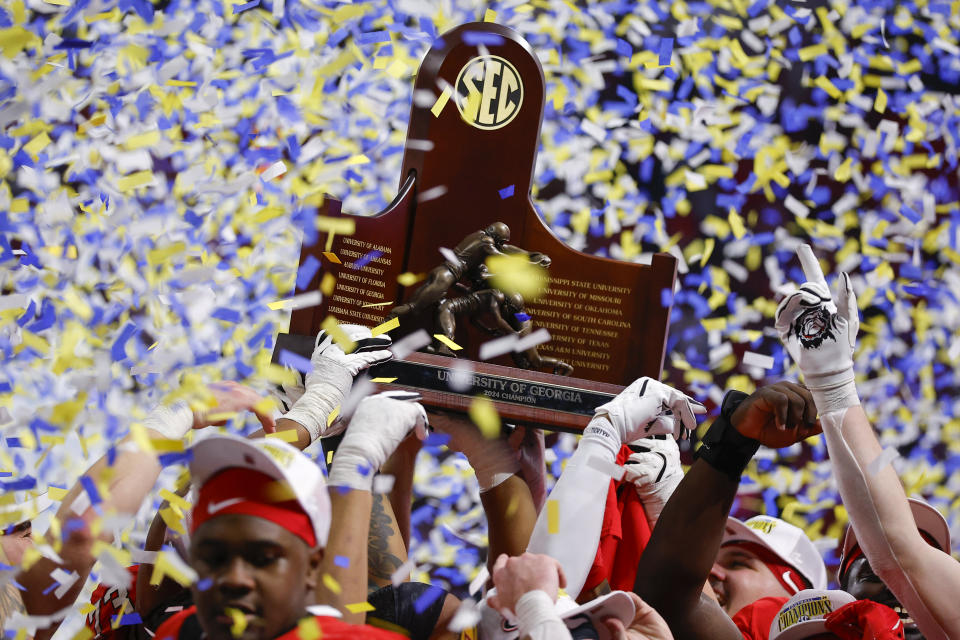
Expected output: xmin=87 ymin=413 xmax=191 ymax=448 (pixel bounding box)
xmin=515 ymin=590 xmax=562 ymax=639
xmin=143 ymin=402 xmax=194 ymax=440
xmin=695 ymin=391 xmax=760 ymax=482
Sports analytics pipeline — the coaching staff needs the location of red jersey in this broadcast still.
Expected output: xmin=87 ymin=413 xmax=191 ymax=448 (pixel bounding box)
xmin=154 ymin=606 xmax=406 ymax=640
xmin=85 ymin=565 xmax=140 ymax=640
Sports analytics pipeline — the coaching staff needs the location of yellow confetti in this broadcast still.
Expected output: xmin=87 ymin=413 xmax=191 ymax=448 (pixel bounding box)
xmin=371 ymin=316 xmax=399 ymax=337
xmin=320 ymin=273 xmax=336 ymax=295
xmin=397 ymin=272 xmax=423 ymax=287
xmin=345 ymin=602 xmax=376 ymax=614
xmin=326 ymin=404 xmax=340 ymax=427
xmin=547 ymin=499 xmax=559 ymax=534
xmin=225 ymin=608 xmax=247 ymax=637
xmin=370 ymin=377 xmax=397 ymax=383
xmin=701 ymin=317 xmax=728 ymax=332
xmin=430 ymin=86 xmax=453 ymax=118
xmin=874 ymin=88 xmax=887 ymax=113
xmin=485 ymin=253 xmax=549 ymax=301
xmin=433 ymin=333 xmax=462 ymax=351
xmin=468 ymin=395 xmax=500 ymax=439
xmin=266 ymin=429 xmax=299 ymax=442
xmin=23 ymin=131 xmax=51 ymax=157
xmin=322 ymin=252 xmax=342 ymax=264
xmin=322 ymin=572 xmax=342 ymax=594
xmin=483 ymin=8 xmax=497 ymax=21
xmin=158 ymin=507 xmax=186 ymax=535
xmin=320 ymin=316 xmax=356 ymax=352
xmin=124 ymin=130 xmax=160 ymax=150
xmin=116 ymin=170 xmax=154 ymax=192
xmin=159 ymin=489 xmax=191 ymax=511
xmin=316 ymin=216 xmax=356 ymax=236
xmin=728 ymin=208 xmax=746 ymax=239
xmin=48 ymin=486 xmax=68 ymax=501
xmin=297 ymin=617 xmax=321 ymax=640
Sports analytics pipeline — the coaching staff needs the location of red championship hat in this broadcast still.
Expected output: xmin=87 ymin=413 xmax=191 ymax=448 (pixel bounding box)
xmin=188 ymin=433 xmax=331 ymax=548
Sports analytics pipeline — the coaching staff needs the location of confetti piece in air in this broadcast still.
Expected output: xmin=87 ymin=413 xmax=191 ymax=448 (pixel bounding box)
xmin=479 ymin=333 xmax=519 ymax=360
xmin=259 ymin=161 xmax=287 ymax=182
xmin=868 ymin=447 xmax=900 ymax=476
xmin=433 ymin=334 xmax=463 ymax=351
xmin=345 ymin=602 xmax=376 ymax=614
xmin=297 ymin=618 xmax=320 ymax=640
xmin=370 ymin=377 xmax=397 ymax=384
xmin=485 ymin=254 xmax=549 ymax=301
xmin=322 ymin=252 xmax=342 ymax=264
xmin=321 ymin=317 xmax=356 ymax=353
xmin=431 ymin=87 xmax=453 ymax=117
xmin=322 ymin=573 xmax=341 ymax=595
xmin=265 ymin=430 xmax=299 ymax=442
xmin=468 ymin=395 xmax=500 ymax=439
xmin=397 ymin=272 xmax=424 ymax=287
xmin=498 ymin=185 xmax=515 ymax=199
xmin=391 ymin=559 xmax=416 ymax=586
xmin=742 ymin=352 xmax=775 ymax=370
xmin=371 ymin=317 xmax=400 ymax=337
xmin=226 ymin=608 xmax=247 ymax=637
xmin=267 ymin=292 xmax=323 ymax=311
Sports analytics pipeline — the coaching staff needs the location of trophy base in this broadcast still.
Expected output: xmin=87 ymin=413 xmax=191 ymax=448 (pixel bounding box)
xmin=273 ymin=334 xmax=623 ymax=433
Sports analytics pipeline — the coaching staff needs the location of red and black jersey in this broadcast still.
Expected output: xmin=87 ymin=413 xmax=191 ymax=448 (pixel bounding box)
xmin=85 ymin=565 xmax=140 ymax=640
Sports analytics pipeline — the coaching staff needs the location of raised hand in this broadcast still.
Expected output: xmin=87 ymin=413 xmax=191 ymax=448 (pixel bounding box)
xmin=283 ymin=324 xmax=394 ymax=441
xmin=774 ymin=244 xmax=860 ymax=414
xmin=194 ymin=381 xmax=277 ymax=432
xmin=310 ymin=324 xmax=394 ymax=377
xmin=328 ymin=391 xmax=429 ymax=491
xmin=729 ymin=380 xmax=821 ymax=448
xmin=592 ymin=377 xmax=707 ymax=447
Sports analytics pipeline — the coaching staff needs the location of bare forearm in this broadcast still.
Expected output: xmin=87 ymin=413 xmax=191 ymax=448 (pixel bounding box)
xmin=318 ymin=489 xmax=372 ymax=624
xmin=635 ymin=460 xmax=738 ymax=624
xmin=248 ymin=417 xmax=312 ymax=450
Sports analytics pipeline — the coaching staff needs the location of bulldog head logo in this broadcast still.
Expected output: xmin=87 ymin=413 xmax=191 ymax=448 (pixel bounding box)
xmin=793 ymin=306 xmax=837 ymax=349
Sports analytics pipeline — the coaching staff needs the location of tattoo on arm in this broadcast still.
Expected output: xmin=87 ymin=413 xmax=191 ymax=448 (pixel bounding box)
xmin=0 ymin=582 xmax=26 ymax=631
xmin=367 ymin=494 xmax=404 ymax=586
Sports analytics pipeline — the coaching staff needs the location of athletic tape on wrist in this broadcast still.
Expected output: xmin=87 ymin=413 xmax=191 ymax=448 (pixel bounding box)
xmin=143 ymin=402 xmax=194 ymax=440
xmin=695 ymin=391 xmax=760 ymax=482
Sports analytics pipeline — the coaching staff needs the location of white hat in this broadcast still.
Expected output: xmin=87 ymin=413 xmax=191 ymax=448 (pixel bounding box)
xmin=768 ymin=589 xmax=855 ymax=640
xmin=189 ymin=434 xmax=331 ymax=548
xmin=478 ymin=590 xmax=635 ymax=640
xmin=723 ymin=515 xmax=827 ymax=590
xmin=838 ymin=497 xmax=951 ymax=582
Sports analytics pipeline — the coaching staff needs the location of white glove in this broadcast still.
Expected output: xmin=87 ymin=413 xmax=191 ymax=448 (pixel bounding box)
xmin=623 ymin=437 xmax=683 ymax=530
xmin=328 ymin=391 xmax=429 ymax=491
xmin=143 ymin=402 xmax=194 ymax=439
xmin=583 ymin=377 xmax=705 ymax=458
xmin=774 ymin=245 xmax=860 ymax=414
xmin=283 ymin=324 xmax=393 ymax=441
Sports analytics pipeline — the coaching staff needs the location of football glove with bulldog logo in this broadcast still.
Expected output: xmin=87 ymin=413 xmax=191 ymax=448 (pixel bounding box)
xmin=774 ymin=244 xmax=860 ymax=414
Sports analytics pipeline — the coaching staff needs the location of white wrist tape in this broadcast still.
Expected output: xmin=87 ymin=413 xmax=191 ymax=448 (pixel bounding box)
xmin=580 ymin=416 xmax=621 ymax=461
xmin=327 ymin=451 xmax=376 ymax=492
xmin=143 ymin=402 xmax=194 ymax=440
xmin=515 ymin=590 xmax=566 ymax=640
xmin=808 ymin=375 xmax=860 ymax=415
xmin=282 ymin=362 xmax=352 ymax=442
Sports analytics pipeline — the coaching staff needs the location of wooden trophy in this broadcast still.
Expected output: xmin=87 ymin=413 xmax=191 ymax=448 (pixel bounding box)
xmin=275 ymin=22 xmax=677 ymax=433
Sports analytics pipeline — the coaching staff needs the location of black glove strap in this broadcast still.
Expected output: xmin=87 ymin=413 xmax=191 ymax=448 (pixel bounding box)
xmin=694 ymin=390 xmax=760 ymax=482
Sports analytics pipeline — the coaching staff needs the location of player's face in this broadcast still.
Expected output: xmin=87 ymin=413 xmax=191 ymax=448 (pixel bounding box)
xmin=190 ymin=514 xmax=321 ymax=640
xmin=0 ymin=521 xmax=34 ymax=566
xmin=710 ymin=544 xmax=791 ymax=617
xmin=844 ymin=556 xmax=922 ymax=640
